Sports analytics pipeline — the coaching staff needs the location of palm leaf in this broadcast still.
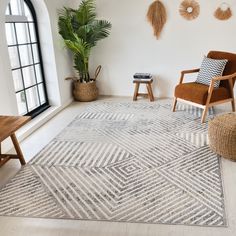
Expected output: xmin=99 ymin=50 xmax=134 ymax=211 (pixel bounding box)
xmin=64 ymin=35 xmax=91 ymax=58
xmin=88 ymin=20 xmax=112 ymax=46
xmin=58 ymin=7 xmax=75 ymax=40
xmin=75 ymin=0 xmax=96 ymax=26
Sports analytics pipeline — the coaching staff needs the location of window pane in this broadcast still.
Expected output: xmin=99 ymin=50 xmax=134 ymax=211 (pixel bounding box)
xmin=32 ymin=44 xmax=39 ymax=63
xmin=10 ymin=0 xmax=24 ymax=15
xmin=35 ymin=64 xmax=43 ymax=82
xmin=16 ymin=91 xmax=27 ymax=115
xmin=19 ymin=45 xmax=33 ymax=66
xmin=15 ymin=23 xmax=30 ymax=44
xmin=6 ymin=5 xmax=10 ymax=15
xmin=12 ymin=69 xmax=23 ymax=91
xmin=22 ymin=66 xmax=36 ymax=87
xmin=25 ymin=86 xmax=40 ymax=111
xmin=29 ymin=23 xmax=36 ymax=42
xmin=38 ymin=83 xmax=46 ymax=104
xmin=24 ymin=3 xmax=33 ymax=21
xmin=5 ymin=23 xmax=16 ymax=45
xmin=8 ymin=46 xmax=20 ymax=68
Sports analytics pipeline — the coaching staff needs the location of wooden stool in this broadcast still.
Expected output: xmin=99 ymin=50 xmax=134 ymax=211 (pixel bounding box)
xmin=133 ymin=79 xmax=154 ymax=102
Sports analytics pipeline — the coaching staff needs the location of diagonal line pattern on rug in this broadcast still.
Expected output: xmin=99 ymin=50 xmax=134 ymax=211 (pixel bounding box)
xmin=0 ymin=101 xmax=226 ymax=227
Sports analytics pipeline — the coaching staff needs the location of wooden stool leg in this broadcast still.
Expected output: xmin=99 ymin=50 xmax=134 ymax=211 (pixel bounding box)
xmin=10 ymin=133 xmax=26 ymax=165
xmin=146 ymin=84 xmax=154 ymax=102
xmin=133 ymin=83 xmax=140 ymax=101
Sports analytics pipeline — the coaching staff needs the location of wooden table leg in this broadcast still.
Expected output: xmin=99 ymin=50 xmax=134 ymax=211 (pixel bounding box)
xmin=10 ymin=133 xmax=26 ymax=165
xmin=133 ymin=83 xmax=140 ymax=101
xmin=0 ymin=142 xmax=9 ymax=167
xmin=146 ymin=83 xmax=154 ymax=102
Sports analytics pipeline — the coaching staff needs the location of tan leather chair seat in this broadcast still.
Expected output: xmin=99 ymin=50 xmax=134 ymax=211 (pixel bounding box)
xmin=175 ymin=82 xmax=231 ymax=105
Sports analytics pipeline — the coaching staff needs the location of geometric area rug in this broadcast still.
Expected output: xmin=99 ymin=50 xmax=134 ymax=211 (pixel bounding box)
xmin=0 ymin=101 xmax=226 ymax=227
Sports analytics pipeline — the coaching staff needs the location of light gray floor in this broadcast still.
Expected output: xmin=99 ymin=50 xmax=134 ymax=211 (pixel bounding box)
xmin=0 ymin=97 xmax=236 ymax=236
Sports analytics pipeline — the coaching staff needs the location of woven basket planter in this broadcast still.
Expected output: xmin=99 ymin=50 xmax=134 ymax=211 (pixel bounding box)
xmin=208 ymin=113 xmax=236 ymax=161
xmin=73 ymin=81 xmax=99 ymax=102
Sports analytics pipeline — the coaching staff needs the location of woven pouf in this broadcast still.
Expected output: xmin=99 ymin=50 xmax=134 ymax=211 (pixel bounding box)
xmin=208 ymin=113 xmax=236 ymax=161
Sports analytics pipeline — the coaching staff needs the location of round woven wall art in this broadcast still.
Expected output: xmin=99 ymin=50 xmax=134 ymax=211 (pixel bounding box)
xmin=214 ymin=3 xmax=232 ymax=21
xmin=147 ymin=0 xmax=167 ymax=39
xmin=179 ymin=0 xmax=200 ymax=20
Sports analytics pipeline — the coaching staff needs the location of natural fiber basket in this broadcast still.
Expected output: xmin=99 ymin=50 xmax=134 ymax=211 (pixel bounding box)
xmin=73 ymin=81 xmax=99 ymax=102
xmin=67 ymin=65 xmax=101 ymax=102
xmin=208 ymin=113 xmax=236 ymax=161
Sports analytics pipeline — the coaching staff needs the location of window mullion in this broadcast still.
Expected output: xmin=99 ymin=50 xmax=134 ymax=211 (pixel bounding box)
xmin=27 ymin=22 xmax=41 ymax=106
xmin=12 ymin=62 xmax=40 ymax=71
xmin=12 ymin=22 xmax=29 ymax=114
xmin=8 ymin=3 xmax=12 ymax=15
xmin=16 ymin=82 xmax=43 ymax=94
xmin=8 ymin=42 xmax=37 ymax=47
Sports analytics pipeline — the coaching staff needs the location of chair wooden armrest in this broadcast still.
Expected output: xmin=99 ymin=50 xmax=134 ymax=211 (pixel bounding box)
xmin=181 ymin=68 xmax=200 ymax=75
xmin=212 ymin=72 xmax=236 ymax=82
xmin=179 ymin=68 xmax=200 ymax=84
xmin=208 ymin=72 xmax=236 ymax=101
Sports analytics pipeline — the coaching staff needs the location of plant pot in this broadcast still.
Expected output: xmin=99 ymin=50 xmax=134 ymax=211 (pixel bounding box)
xmin=73 ymin=80 xmax=99 ymax=102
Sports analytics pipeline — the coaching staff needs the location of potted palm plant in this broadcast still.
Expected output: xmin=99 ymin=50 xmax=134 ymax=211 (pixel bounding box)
xmin=58 ymin=0 xmax=112 ymax=102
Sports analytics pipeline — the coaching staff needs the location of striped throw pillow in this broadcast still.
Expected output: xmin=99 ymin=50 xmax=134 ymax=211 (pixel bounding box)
xmin=196 ymin=56 xmax=228 ymax=88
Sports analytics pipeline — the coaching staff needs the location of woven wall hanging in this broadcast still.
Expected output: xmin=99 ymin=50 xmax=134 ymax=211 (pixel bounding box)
xmin=179 ymin=0 xmax=200 ymax=20
xmin=147 ymin=0 xmax=167 ymax=39
xmin=214 ymin=2 xmax=232 ymax=21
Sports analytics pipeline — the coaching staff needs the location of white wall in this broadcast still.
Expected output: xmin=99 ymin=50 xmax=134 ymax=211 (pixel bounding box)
xmin=1 ymin=0 xmax=235 ymax=116
xmin=91 ymin=0 xmax=236 ymax=97
xmin=0 ymin=0 xmax=76 ymax=115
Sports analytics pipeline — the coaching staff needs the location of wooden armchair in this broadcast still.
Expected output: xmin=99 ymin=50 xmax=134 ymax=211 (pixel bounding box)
xmin=172 ymin=51 xmax=236 ymax=123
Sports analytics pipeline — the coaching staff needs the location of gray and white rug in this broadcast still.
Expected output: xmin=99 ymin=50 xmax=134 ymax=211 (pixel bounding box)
xmin=0 ymin=101 xmax=226 ymax=226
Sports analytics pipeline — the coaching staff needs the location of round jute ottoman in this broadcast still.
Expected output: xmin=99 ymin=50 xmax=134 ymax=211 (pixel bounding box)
xmin=208 ymin=113 xmax=236 ymax=161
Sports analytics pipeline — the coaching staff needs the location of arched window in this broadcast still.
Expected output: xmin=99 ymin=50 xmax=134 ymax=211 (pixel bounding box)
xmin=5 ymin=0 xmax=49 ymax=117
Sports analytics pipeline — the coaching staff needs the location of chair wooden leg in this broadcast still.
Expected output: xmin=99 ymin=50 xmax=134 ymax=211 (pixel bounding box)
xmin=228 ymin=79 xmax=235 ymax=112
xmin=231 ymin=99 xmax=236 ymax=112
xmin=172 ymin=98 xmax=177 ymax=112
xmin=201 ymin=81 xmax=215 ymax=124
xmin=201 ymin=106 xmax=208 ymax=123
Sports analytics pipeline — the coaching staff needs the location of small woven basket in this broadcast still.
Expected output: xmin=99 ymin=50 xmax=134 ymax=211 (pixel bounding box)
xmin=208 ymin=113 xmax=236 ymax=161
xmin=73 ymin=81 xmax=99 ymax=102
xmin=69 ymin=65 xmax=101 ymax=102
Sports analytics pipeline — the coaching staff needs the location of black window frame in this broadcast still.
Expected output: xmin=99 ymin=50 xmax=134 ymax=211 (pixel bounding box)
xmin=6 ymin=0 xmax=50 ymax=118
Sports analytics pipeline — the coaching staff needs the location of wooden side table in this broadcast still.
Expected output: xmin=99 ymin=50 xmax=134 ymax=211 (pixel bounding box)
xmin=0 ymin=116 xmax=31 ymax=167
xmin=133 ymin=79 xmax=154 ymax=102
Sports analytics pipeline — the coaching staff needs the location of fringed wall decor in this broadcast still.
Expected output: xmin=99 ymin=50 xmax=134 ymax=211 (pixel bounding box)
xmin=147 ymin=0 xmax=167 ymax=39
xmin=214 ymin=2 xmax=232 ymax=21
xmin=179 ymin=0 xmax=200 ymax=20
